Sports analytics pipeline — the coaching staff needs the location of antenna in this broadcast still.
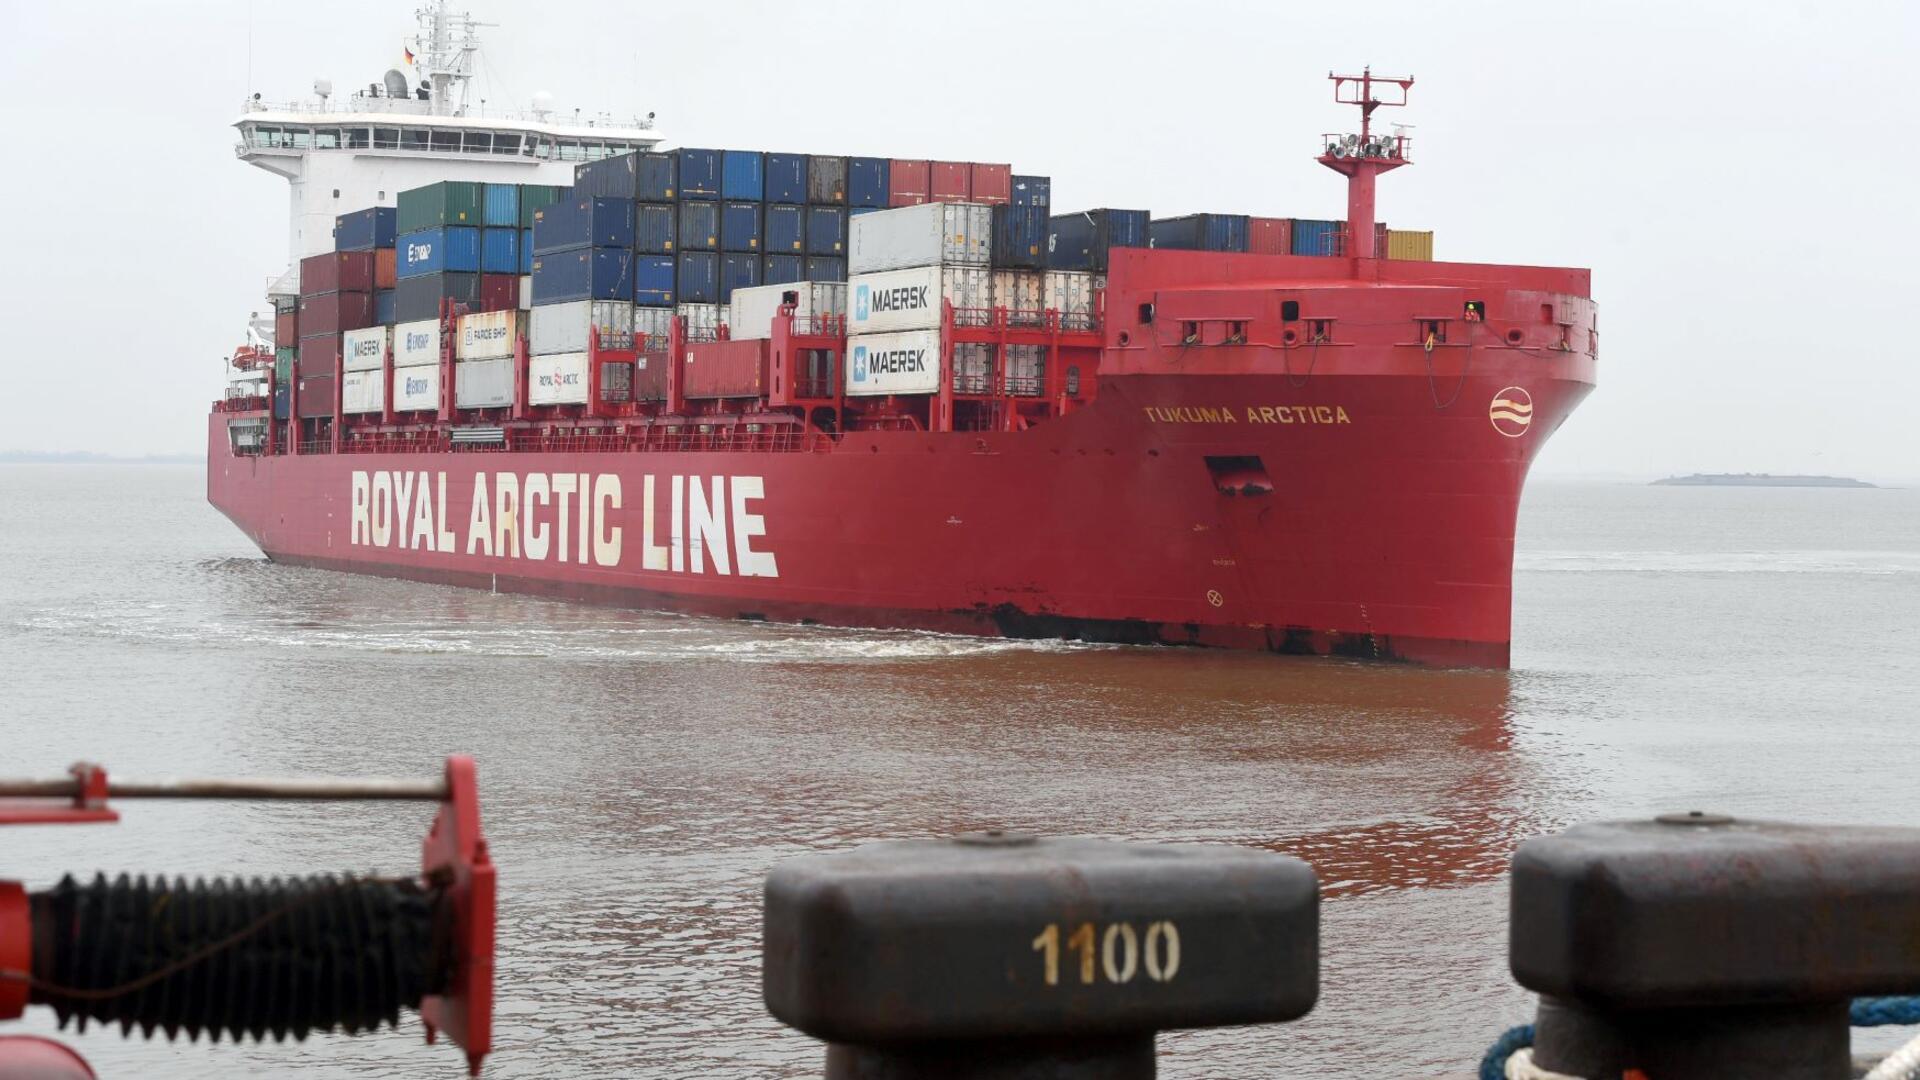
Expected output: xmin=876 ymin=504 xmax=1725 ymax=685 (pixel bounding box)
xmin=1317 ymin=67 xmax=1413 ymax=258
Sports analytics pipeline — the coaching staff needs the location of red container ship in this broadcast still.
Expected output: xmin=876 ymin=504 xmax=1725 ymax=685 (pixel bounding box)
xmin=210 ymin=51 xmax=1595 ymax=668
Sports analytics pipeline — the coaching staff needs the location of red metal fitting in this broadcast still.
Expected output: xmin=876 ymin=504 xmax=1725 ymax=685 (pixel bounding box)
xmin=0 ymin=882 xmax=28 ymax=1021
xmin=418 ymin=755 xmax=494 ymax=1077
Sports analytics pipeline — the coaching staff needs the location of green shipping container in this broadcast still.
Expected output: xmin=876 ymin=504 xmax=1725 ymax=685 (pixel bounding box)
xmin=275 ymin=348 xmax=294 ymax=383
xmin=518 ymin=185 xmax=565 ymax=230
xmin=397 ymin=181 xmax=482 ymax=234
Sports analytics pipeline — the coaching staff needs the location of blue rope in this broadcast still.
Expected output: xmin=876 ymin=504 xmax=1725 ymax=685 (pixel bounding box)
xmin=1478 ymin=1023 xmax=1533 ymax=1080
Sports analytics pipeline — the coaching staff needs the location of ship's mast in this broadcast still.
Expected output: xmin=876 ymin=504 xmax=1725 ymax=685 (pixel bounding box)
xmin=412 ymin=1 xmax=492 ymax=117
xmin=1317 ymin=69 xmax=1413 ymax=259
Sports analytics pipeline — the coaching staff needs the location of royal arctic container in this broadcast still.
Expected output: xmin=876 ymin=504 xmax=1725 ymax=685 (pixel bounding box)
xmin=991 ymin=206 xmax=1048 ymax=270
xmin=764 ymin=254 xmax=804 ymax=286
xmin=573 ymin=154 xmax=644 ymax=200
xmin=527 ymin=352 xmax=590 ymax=406
xmin=342 ymin=326 xmax=389 ymax=372
xmin=454 ymin=357 xmax=515 ymax=409
xmin=848 ymin=157 xmax=889 ymax=208
xmin=676 ymin=303 xmax=721 ymax=339
xmin=334 ymin=206 xmax=397 ymax=252
xmin=531 ymin=248 xmax=633 ymax=304
xmin=1386 ymin=229 xmax=1435 ymax=260
xmin=677 ymin=202 xmax=719 ymax=252
xmin=480 ymin=273 xmax=519 ymax=312
xmin=300 ymin=251 xmax=376 ymax=295
xmin=374 ymin=248 xmax=397 ymax=290
xmin=848 ymin=266 xmax=989 ymax=334
xmin=929 ymin=161 xmax=971 ymax=202
xmin=677 ymin=252 xmax=719 ymax=304
xmin=518 ymin=185 xmax=565 ymax=229
xmin=635 ymin=204 xmax=677 ymax=254
xmin=765 ymin=204 xmax=805 ymax=254
xmin=1043 ymin=271 xmax=1099 ymax=329
xmin=457 ymin=310 xmax=519 ymax=361
xmin=850 ymin=202 xmax=992 ymax=274
xmin=805 ymin=207 xmax=848 ymax=256
xmin=765 ymin=153 xmax=807 ymax=204
xmin=396 ymin=181 xmax=481 ymax=233
xmin=636 ymin=152 xmax=677 ymax=201
xmin=393 ymin=319 xmax=443 ymax=368
xmin=807 ymin=155 xmax=847 ymax=204
xmin=528 ymin=300 xmax=634 ymax=355
xmin=374 ymin=289 xmax=396 ymax=325
xmin=677 ymin=148 xmax=722 ymax=199
xmin=805 ymin=256 xmax=845 ymax=281
xmin=481 ymin=229 xmax=520 ymax=274
xmin=1290 ymin=218 xmax=1344 ymax=256
xmin=532 ymin=197 xmax=636 ymax=254
xmin=634 ymin=307 xmax=674 ymax=350
xmin=398 ymin=227 xmax=481 ymax=277
xmin=393 ymin=364 xmax=441 ymax=411
xmin=1249 ymin=216 xmax=1293 ymax=255
xmin=394 ymin=271 xmax=481 ymax=323
xmin=1010 ymin=175 xmax=1051 ymax=209
xmin=296 ymin=374 xmax=337 ymax=418
xmin=728 ymin=280 xmax=848 ymax=340
xmin=296 ymin=333 xmax=342 ymax=376
xmin=721 ymin=150 xmax=765 ymax=201
xmin=968 ymin=163 xmax=1012 ymax=205
xmin=298 ymin=291 xmax=376 ymax=335
xmin=846 ymin=329 xmax=940 ymax=396
xmin=342 ymin=369 xmax=384 ymax=414
xmin=719 ymin=253 xmax=762 ymax=304
xmin=721 ymin=201 xmax=763 ymax=252
xmin=683 ymin=339 xmax=768 ymax=399
xmin=990 ymin=270 xmax=1046 ymax=323
xmin=1149 ymin=213 xmax=1250 ymax=253
xmin=482 ymin=183 xmax=520 ymax=228
xmin=1047 ymin=208 xmax=1149 ymax=272
xmin=888 ymin=159 xmax=931 ymax=207
xmin=634 ymin=255 xmax=676 ymax=307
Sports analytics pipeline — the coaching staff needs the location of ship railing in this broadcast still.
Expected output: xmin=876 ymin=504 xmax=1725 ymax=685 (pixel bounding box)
xmin=793 ymin=378 xmax=834 ymax=399
xmin=950 ymin=306 xmax=1100 ymax=334
xmin=789 ymin=314 xmax=847 ymax=337
xmin=1003 ymin=375 xmax=1045 ymax=398
xmin=951 ymin=372 xmax=995 ymax=396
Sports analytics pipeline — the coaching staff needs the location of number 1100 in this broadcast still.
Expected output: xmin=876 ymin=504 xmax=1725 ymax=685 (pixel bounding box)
xmin=1030 ymin=921 xmax=1181 ymax=986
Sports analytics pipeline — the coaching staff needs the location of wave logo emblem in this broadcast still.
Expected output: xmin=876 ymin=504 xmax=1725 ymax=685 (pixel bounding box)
xmin=1490 ymin=387 xmax=1534 ymax=438
xmin=853 ymin=284 xmax=870 ymax=322
xmin=851 ymin=344 xmax=868 ymax=383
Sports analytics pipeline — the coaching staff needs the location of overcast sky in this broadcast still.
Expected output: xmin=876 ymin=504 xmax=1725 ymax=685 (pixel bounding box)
xmin=2 ymin=0 xmax=1915 ymax=480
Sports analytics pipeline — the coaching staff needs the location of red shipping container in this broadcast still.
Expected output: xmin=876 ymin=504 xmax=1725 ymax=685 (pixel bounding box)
xmin=683 ymin=339 xmax=767 ymax=399
xmin=295 ymin=374 xmax=336 ymax=419
xmin=374 ymin=248 xmax=397 ymax=290
xmin=1249 ymin=217 xmax=1293 ymax=255
xmin=889 ymin=159 xmax=930 ymax=208
xmin=299 ymin=251 xmax=375 ymax=296
xmin=929 ymin=161 xmax=971 ymax=202
xmin=275 ymin=309 xmax=298 ymax=345
xmin=968 ymin=163 xmax=1012 ymax=205
xmin=634 ymin=351 xmax=669 ymax=402
xmin=298 ymin=290 xmax=375 ymax=336
xmin=480 ymin=273 xmax=519 ymax=312
xmin=296 ymin=333 xmax=342 ymax=376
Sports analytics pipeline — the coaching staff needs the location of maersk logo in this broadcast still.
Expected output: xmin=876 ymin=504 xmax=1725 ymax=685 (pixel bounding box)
xmin=851 ymin=344 xmax=868 ymax=383
xmin=854 ymin=284 xmax=869 ymax=321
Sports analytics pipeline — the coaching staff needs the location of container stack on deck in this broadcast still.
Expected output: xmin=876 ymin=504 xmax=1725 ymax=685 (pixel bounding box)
xmin=295 ymin=249 xmax=375 ymax=419
xmin=845 ymin=203 xmax=990 ymax=398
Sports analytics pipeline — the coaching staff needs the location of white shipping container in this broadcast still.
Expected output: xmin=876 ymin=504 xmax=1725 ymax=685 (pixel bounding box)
xmin=846 ymin=329 xmax=941 ymax=397
xmin=849 ymin=202 xmax=992 ymax=274
xmin=676 ymin=303 xmax=721 ymax=341
xmin=342 ymin=369 xmax=385 ymax=414
xmin=529 ymin=300 xmax=633 ymax=356
xmin=951 ymin=343 xmax=993 ymax=395
xmin=455 ymin=357 xmax=515 ymax=408
xmin=1043 ymin=271 xmax=1099 ymax=330
xmin=848 ymin=266 xmax=989 ymax=335
xmin=342 ymin=326 xmax=389 ymax=373
xmin=394 ymin=319 xmax=442 ymax=368
xmin=528 ymin=352 xmax=590 ymax=406
xmin=394 ymin=364 xmax=441 ymax=411
xmin=457 ymin=310 xmax=519 ymax=361
xmin=518 ymin=276 xmax=533 ymax=312
xmin=1006 ymin=344 xmax=1047 ymax=396
xmin=727 ymin=281 xmax=849 ymax=341
xmin=634 ymin=307 xmax=674 ymax=350
xmin=990 ymin=270 xmax=1046 ymax=326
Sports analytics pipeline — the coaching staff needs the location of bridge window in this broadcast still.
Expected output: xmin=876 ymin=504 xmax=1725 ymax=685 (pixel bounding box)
xmin=558 ymin=141 xmax=586 ymax=162
xmin=344 ymin=128 xmax=369 ymax=149
xmin=402 ymin=129 xmax=430 ymax=151
xmin=313 ymin=128 xmax=340 ymax=149
xmin=249 ymin=126 xmax=278 ymax=148
xmin=431 ymin=129 xmax=460 ymax=152
xmin=494 ymin=133 xmax=521 ymax=155
xmin=373 ymin=127 xmax=399 ymax=149
xmin=288 ymin=129 xmax=312 ymax=149
xmin=461 ymin=131 xmax=491 ymax=153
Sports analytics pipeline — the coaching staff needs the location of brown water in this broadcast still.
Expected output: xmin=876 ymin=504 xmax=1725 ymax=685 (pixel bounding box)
xmin=2 ymin=464 xmax=1917 ymax=1077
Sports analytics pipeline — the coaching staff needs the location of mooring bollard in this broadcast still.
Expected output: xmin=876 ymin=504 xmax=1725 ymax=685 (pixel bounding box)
xmin=763 ymin=831 xmax=1317 ymax=1079
xmin=1508 ymin=813 xmax=1920 ymax=1080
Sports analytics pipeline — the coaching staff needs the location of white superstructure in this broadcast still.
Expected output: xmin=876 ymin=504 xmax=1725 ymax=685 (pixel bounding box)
xmin=236 ymin=1 xmax=661 ymax=300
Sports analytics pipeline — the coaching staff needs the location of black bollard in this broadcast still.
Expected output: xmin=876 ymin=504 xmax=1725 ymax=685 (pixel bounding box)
xmin=1510 ymin=813 xmax=1920 ymax=1080
xmin=763 ymin=832 xmax=1317 ymax=1079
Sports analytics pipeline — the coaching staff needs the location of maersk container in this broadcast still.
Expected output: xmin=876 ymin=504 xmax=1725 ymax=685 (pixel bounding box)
xmin=848 ymin=157 xmax=890 ymax=208
xmin=765 ymin=153 xmax=807 ymax=204
xmin=677 ymin=148 xmax=721 ymax=198
xmin=573 ymin=154 xmax=644 ymax=200
xmin=636 ymin=152 xmax=677 ymax=201
xmin=721 ymin=150 xmax=765 ymax=200
xmin=1249 ymin=216 xmax=1293 ymax=255
xmin=393 ymin=318 xmax=443 ymax=368
xmin=342 ymin=370 xmax=384 ymax=414
xmin=518 ymin=185 xmax=565 ymax=229
xmin=677 ymin=202 xmax=719 ymax=252
xmin=397 ymin=181 xmax=481 ymax=234
xmin=729 ymin=281 xmax=848 ymax=341
xmin=532 ymin=197 xmax=635 ymax=254
xmin=1386 ymin=228 xmax=1435 ymax=261
xmin=393 ymin=364 xmax=441 ymax=412
xmin=805 ymin=256 xmax=846 ymax=281
xmin=805 ymin=207 xmax=848 ymax=256
xmin=398 ymin=227 xmax=481 ymax=277
xmin=677 ymin=252 xmax=720 ymax=304
xmin=298 ymin=291 xmax=375 ymax=335
xmin=929 ymin=161 xmax=970 ymax=202
xmin=394 ymin=271 xmax=480 ymax=323
xmin=1149 ymin=213 xmax=1250 ymax=253
xmin=334 ymin=207 xmax=397 ymax=252
xmin=296 ymin=374 xmax=337 ymax=418
xmin=764 ymin=254 xmax=804 ymax=286
xmin=634 ymin=255 xmax=676 ymax=307
xmin=1010 ymin=176 xmax=1050 ymax=209
xmin=846 ymin=329 xmax=939 ymax=397
xmin=481 ymin=273 xmax=519 ymax=312
xmin=481 ymin=229 xmax=520 ymax=274
xmin=850 ymin=202 xmax=992 ymax=274
xmin=457 ymin=310 xmax=519 ymax=361
xmin=848 ymin=265 xmax=990 ymax=334
xmin=483 ymin=184 xmax=520 ymax=228
xmin=1047 ymin=208 xmax=1149 ymax=272
xmin=343 ymin=326 xmax=389 ymax=372
xmin=531 ymin=247 xmax=633 ymax=305
xmin=636 ymin=204 xmax=677 ymax=254
xmin=808 ymin=155 xmax=847 ymax=205
xmin=889 ymin=159 xmax=931 ymax=207
xmin=455 ymin=356 xmax=515 ymax=409
xmin=991 ymin=205 xmax=1048 ymax=270
xmin=719 ymin=252 xmax=762 ymax=303
xmin=374 ymin=289 xmax=396 ymax=325
xmin=300 ymin=251 xmax=375 ymax=295
xmin=969 ymin=163 xmax=1012 ymax=205
xmin=1290 ymin=218 xmax=1344 ymax=256
xmin=529 ymin=300 xmax=633 ymax=355
xmin=765 ymin=204 xmax=805 ymax=254
xmin=721 ymin=201 xmax=763 ymax=253
xmin=528 ymin=352 xmax=590 ymax=406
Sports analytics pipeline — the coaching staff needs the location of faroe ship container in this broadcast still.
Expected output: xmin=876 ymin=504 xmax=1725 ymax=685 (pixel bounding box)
xmin=721 ymin=150 xmax=765 ymax=200
xmin=1290 ymin=218 xmax=1344 ymax=256
xmin=456 ymin=310 xmax=519 ymax=361
xmin=531 ymin=248 xmax=633 ymax=304
xmin=482 ymin=184 xmax=520 ymax=228
xmin=397 ymin=181 xmax=481 ymax=234
xmin=765 ymin=153 xmax=807 ymax=204
xmin=1010 ymin=176 xmax=1051 ymax=209
xmin=719 ymin=253 xmax=761 ymax=304
xmin=532 ymin=197 xmax=636 ymax=254
xmin=634 ymin=255 xmax=676 ymax=307
xmin=1149 ymin=213 xmax=1250 ymax=253
xmin=529 ymin=301 xmax=633 ymax=355
xmin=528 ymin=352 xmax=590 ymax=406
xmin=804 ymin=256 xmax=846 ymax=281
xmin=807 ymin=156 xmax=848 ymax=204
xmin=398 ymin=227 xmax=481 ymax=277
xmin=1386 ymin=229 xmax=1435 ymax=260
xmin=969 ymin=164 xmax=1012 ymax=205
xmin=394 ymin=273 xmax=480 ymax=323
xmin=929 ymin=161 xmax=971 ymax=202
xmin=991 ymin=206 xmax=1048 ymax=270
xmin=677 ymin=202 xmax=719 ymax=251
xmin=342 ymin=326 xmax=389 ymax=372
xmin=636 ymin=152 xmax=677 ymax=201
xmin=683 ymin=339 xmax=768 ymax=399
xmin=848 ymin=265 xmax=990 ymax=334
xmin=850 ymin=202 xmax=992 ymax=274
xmin=481 ymin=229 xmax=520 ymax=274
xmin=1047 ymin=209 xmax=1149 ymax=272
xmin=635 ymin=204 xmax=677 ymax=254
xmin=1249 ymin=217 xmax=1293 ymax=255
xmin=334 ymin=207 xmax=397 ymax=252
xmin=393 ymin=365 xmax=440 ymax=411
xmin=518 ymin=185 xmax=564 ymax=229
xmin=455 ymin=357 xmax=516 ymax=408
xmin=393 ymin=319 xmax=443 ymax=368
xmin=846 ymin=329 xmax=940 ymax=396
xmin=888 ymin=159 xmax=931 ymax=207
xmin=573 ymin=154 xmax=645 ymax=200
xmin=676 ymin=148 xmax=721 ymax=198
xmin=804 ymin=207 xmax=847 ymax=256
xmin=721 ymin=202 xmax=763 ymax=252
xmin=677 ymin=252 xmax=720 ymax=304
xmin=765 ymin=204 xmax=805 ymax=253
xmin=848 ymin=157 xmax=890 ymax=208
xmin=764 ymin=254 xmax=804 ymax=286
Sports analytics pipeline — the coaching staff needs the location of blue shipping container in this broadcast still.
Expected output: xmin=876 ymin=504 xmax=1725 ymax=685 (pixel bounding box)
xmin=1149 ymin=213 xmax=1250 ymax=253
xmin=637 ymin=152 xmax=677 ymax=201
xmin=720 ymin=150 xmax=765 ymax=200
xmin=519 ymin=228 xmax=534 ymax=274
xmin=374 ymin=289 xmax=396 ymax=325
xmin=677 ymin=148 xmax=721 ymax=199
xmin=1290 ymin=218 xmax=1344 ymax=256
xmin=273 ymin=383 xmax=290 ymax=420
xmin=483 ymin=184 xmax=520 ymax=228
xmin=677 ymin=202 xmax=718 ymax=251
xmin=572 ymin=155 xmax=644 ymax=200
xmin=805 ymin=256 xmax=845 ymax=282
xmin=992 ymin=206 xmax=1049 ymax=270
xmin=634 ymin=255 xmax=676 ymax=307
xmin=398 ymin=227 xmax=481 ymax=278
xmin=721 ymin=202 xmax=762 ymax=253
xmin=719 ymin=253 xmax=761 ymax=303
xmin=481 ymin=228 xmax=520 ymax=273
xmin=765 ymin=153 xmax=807 ymax=204
xmin=636 ymin=204 xmax=677 ymax=254
xmin=848 ymin=157 xmax=890 ymax=208
xmin=677 ymin=253 xmax=719 ymax=304
xmin=765 ymin=204 xmax=805 ymax=253
xmin=335 ymin=206 xmax=397 ymax=252
xmin=1011 ymin=175 xmax=1051 ymax=209
xmin=763 ymin=254 xmax=804 ymax=286
xmin=531 ymin=247 xmax=633 ymax=305
xmin=533 ymin=197 xmax=635 ymax=254
xmin=1047 ymin=209 xmax=1149 ymax=272
xmin=805 ymin=207 xmax=847 ymax=256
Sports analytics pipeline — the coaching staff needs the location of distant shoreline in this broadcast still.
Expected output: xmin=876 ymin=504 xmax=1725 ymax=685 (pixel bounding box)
xmin=1 ymin=452 xmax=199 ymax=466
xmin=1652 ymin=473 xmax=1876 ymax=489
